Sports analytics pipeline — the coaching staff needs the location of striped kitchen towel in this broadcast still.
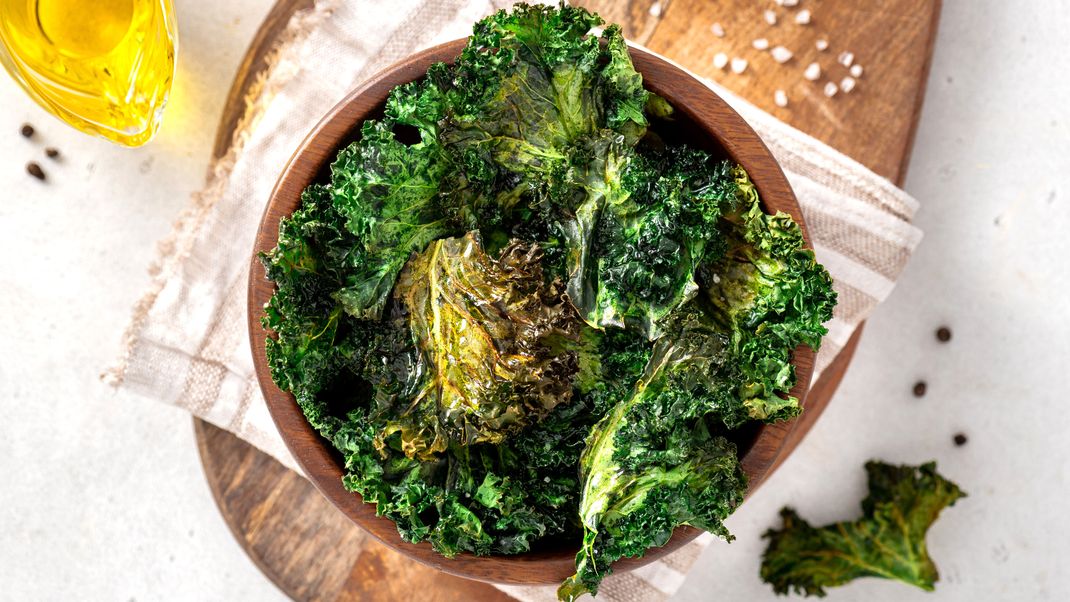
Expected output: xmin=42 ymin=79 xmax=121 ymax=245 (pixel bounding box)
xmin=105 ymin=0 xmax=922 ymax=599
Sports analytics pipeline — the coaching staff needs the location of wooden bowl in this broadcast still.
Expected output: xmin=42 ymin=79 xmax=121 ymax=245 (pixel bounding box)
xmin=248 ymin=39 xmax=814 ymax=586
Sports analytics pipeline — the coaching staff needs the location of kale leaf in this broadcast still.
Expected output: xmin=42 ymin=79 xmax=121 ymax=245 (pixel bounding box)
xmin=560 ymin=166 xmax=835 ymax=597
xmin=558 ymin=383 xmax=747 ymax=600
xmin=373 ymin=231 xmax=581 ymax=460
xmin=761 ymin=461 xmax=966 ymax=597
xmin=701 ymin=167 xmax=836 ymax=423
xmin=328 ymin=77 xmax=462 ymax=320
xmin=442 ymin=5 xmax=649 ymax=278
xmin=573 ymin=147 xmax=734 ymax=338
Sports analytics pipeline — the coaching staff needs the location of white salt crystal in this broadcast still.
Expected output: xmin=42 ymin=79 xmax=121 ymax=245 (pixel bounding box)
xmin=838 ymin=51 xmax=855 ymax=67
xmin=753 ymin=38 xmax=770 ymax=50
xmin=649 ymin=2 xmax=662 ymax=17
xmin=840 ymin=76 xmax=856 ymax=93
xmin=804 ymin=62 xmax=821 ymax=81
xmin=850 ymin=64 xmax=864 ymax=78
xmin=713 ymin=52 xmax=729 ymax=69
xmin=770 ymin=46 xmax=793 ymax=63
xmin=795 ymin=9 xmax=811 ymax=24
xmin=815 ymin=38 xmax=829 ymax=51
xmin=730 ymin=57 xmax=749 ymax=74
xmin=823 ymin=81 xmax=839 ymax=97
xmin=782 ymin=0 xmax=799 ymax=5
xmin=711 ymin=22 xmax=725 ymax=37
xmin=764 ymin=9 xmax=777 ymax=25
xmin=774 ymin=89 xmax=788 ymax=107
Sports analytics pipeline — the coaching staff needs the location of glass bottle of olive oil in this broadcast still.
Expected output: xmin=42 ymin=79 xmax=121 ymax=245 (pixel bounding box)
xmin=0 ymin=0 xmax=177 ymax=146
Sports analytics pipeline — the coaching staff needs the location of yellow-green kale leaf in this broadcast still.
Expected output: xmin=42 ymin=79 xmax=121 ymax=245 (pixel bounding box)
xmin=373 ymin=232 xmax=581 ymax=460
xmin=761 ymin=461 xmax=966 ymax=597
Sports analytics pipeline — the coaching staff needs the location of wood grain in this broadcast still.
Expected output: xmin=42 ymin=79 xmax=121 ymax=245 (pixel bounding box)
xmin=576 ymin=0 xmax=942 ymax=183
xmin=195 ymin=0 xmax=939 ymax=599
xmin=196 ymin=419 xmax=512 ymax=601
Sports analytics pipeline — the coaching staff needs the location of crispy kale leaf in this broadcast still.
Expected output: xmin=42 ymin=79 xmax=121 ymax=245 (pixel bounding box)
xmin=325 ymin=4 xmax=654 ymax=319
xmin=761 ymin=461 xmax=966 ymax=597
xmin=444 ymin=7 xmax=651 ymax=286
xmin=702 ymin=168 xmax=836 ymax=422
xmin=574 ymin=147 xmax=734 ymax=337
xmin=444 ymin=6 xmax=647 ymax=171
xmin=329 ymin=76 xmax=463 ymax=320
xmin=371 ymin=231 xmax=580 ymax=460
xmin=558 ymin=390 xmax=746 ymax=601
xmin=559 ymin=167 xmax=835 ymax=599
xmin=262 ymin=184 xmax=362 ymax=407
xmin=557 ymin=306 xmax=747 ymax=600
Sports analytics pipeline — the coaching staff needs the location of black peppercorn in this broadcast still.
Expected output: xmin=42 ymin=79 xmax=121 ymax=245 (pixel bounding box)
xmin=26 ymin=161 xmax=45 ymax=181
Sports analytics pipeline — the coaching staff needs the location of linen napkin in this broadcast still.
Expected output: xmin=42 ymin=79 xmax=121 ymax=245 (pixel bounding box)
xmin=105 ymin=0 xmax=922 ymax=599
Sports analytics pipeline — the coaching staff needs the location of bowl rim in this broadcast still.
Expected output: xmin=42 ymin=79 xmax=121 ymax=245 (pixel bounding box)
xmin=247 ymin=39 xmax=815 ymax=586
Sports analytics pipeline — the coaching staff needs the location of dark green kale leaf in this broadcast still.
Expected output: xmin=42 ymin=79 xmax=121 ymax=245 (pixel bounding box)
xmin=558 ymin=377 xmax=746 ymax=601
xmin=700 ymin=167 xmax=836 ymax=423
xmin=328 ymin=74 xmax=464 ymax=320
xmin=262 ymin=184 xmax=363 ymax=407
xmin=370 ymin=231 xmax=581 ymax=460
xmin=761 ymin=461 xmax=966 ymax=597
xmin=574 ymin=148 xmax=738 ymax=338
xmin=442 ymin=5 xmax=649 ymax=278
xmin=559 ymin=166 xmax=835 ymax=599
xmin=444 ymin=5 xmax=647 ymax=179
xmin=557 ymin=303 xmax=746 ymax=600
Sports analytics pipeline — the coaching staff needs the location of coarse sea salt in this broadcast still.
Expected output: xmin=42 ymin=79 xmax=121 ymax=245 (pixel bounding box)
xmin=764 ymin=9 xmax=777 ymax=25
xmin=795 ymin=9 xmax=811 ymax=24
xmin=840 ymin=76 xmax=856 ymax=93
xmin=713 ymin=52 xmax=729 ymax=69
xmin=804 ymin=62 xmax=821 ymax=81
xmin=850 ymin=64 xmax=864 ymax=78
xmin=648 ymin=2 xmax=661 ymax=17
xmin=824 ymin=81 xmax=839 ymax=97
xmin=777 ymin=0 xmax=799 ymax=6
xmin=774 ymin=89 xmax=788 ymax=107
xmin=730 ymin=57 xmax=748 ymax=74
xmin=753 ymin=38 xmax=770 ymax=50
xmin=838 ymin=51 xmax=855 ymax=67
xmin=771 ymin=46 xmax=793 ymax=63
xmin=711 ymin=22 xmax=725 ymax=37
xmin=815 ymin=38 xmax=829 ymax=51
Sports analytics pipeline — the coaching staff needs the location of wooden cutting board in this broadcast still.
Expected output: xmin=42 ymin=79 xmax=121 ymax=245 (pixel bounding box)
xmin=195 ymin=1 xmax=940 ymax=599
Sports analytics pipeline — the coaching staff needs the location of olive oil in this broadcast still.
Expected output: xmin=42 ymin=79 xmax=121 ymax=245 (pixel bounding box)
xmin=0 ymin=0 xmax=177 ymax=146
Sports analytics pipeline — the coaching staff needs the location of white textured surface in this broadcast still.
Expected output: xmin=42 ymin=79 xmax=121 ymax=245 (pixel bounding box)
xmin=0 ymin=2 xmax=1065 ymax=602
xmin=0 ymin=1 xmax=286 ymax=600
xmin=676 ymin=1 xmax=1070 ymax=600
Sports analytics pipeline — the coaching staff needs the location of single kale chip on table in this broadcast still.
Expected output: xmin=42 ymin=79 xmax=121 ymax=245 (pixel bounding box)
xmin=260 ymin=3 xmax=836 ymax=599
xmin=761 ymin=461 xmax=966 ymax=597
